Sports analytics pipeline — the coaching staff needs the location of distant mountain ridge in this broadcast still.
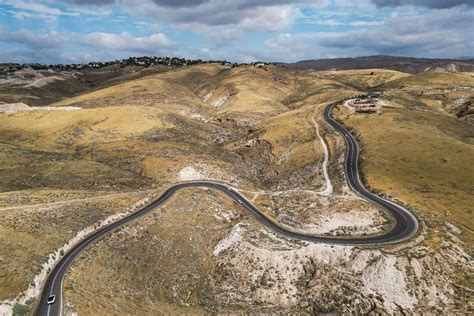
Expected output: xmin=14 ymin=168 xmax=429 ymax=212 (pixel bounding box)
xmin=287 ymin=55 xmax=474 ymax=74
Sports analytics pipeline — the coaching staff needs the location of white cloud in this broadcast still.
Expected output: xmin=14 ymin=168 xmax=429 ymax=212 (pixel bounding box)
xmin=372 ymin=0 xmax=473 ymax=9
xmin=239 ymin=5 xmax=299 ymax=32
xmin=1 ymin=0 xmax=472 ymax=63
xmin=121 ymin=0 xmax=305 ymax=32
xmin=304 ymin=18 xmax=384 ymax=27
xmin=0 ymin=27 xmax=63 ymax=48
xmin=0 ymin=27 xmax=177 ymax=63
xmin=204 ymin=27 xmax=243 ymax=47
xmin=261 ymin=32 xmax=313 ymax=61
xmin=350 ymin=20 xmax=385 ymax=26
xmin=254 ymin=5 xmax=473 ymax=62
xmin=316 ymin=19 xmax=346 ymax=26
xmin=9 ymin=9 xmax=60 ymax=22
xmin=80 ymin=32 xmax=177 ymax=54
xmin=67 ymin=5 xmax=113 ymax=16
xmin=312 ymin=8 xmax=474 ymax=57
xmin=265 ymin=33 xmax=296 ymax=48
xmin=4 ymin=0 xmax=113 ymax=20
xmin=10 ymin=10 xmax=33 ymax=19
xmin=5 ymin=0 xmax=64 ymax=16
xmin=0 ymin=27 xmax=67 ymax=63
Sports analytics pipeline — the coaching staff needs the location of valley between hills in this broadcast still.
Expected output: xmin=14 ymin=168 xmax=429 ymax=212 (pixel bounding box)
xmin=0 ymin=62 xmax=472 ymax=315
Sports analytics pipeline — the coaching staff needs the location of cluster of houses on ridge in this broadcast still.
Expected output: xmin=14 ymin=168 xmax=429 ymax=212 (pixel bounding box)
xmin=0 ymin=56 xmax=276 ymax=76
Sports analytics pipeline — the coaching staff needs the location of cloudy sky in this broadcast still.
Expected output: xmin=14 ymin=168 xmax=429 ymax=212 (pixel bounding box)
xmin=0 ymin=0 xmax=472 ymax=63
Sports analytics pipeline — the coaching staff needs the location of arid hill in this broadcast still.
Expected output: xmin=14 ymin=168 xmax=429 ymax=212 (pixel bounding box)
xmin=0 ymin=64 xmax=472 ymax=315
xmin=288 ymin=55 xmax=474 ymax=74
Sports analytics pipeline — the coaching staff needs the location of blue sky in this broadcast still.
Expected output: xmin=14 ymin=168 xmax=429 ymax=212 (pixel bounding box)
xmin=0 ymin=0 xmax=472 ymax=63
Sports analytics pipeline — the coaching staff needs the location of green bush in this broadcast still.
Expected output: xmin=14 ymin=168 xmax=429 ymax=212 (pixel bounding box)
xmin=355 ymin=109 xmax=376 ymax=114
xmin=13 ymin=304 xmax=28 ymax=316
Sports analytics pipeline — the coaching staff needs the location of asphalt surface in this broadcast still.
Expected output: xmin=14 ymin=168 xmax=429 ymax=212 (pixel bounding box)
xmin=35 ymin=102 xmax=418 ymax=316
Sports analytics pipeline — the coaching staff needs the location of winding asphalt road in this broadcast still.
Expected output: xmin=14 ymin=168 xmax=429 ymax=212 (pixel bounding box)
xmin=35 ymin=102 xmax=418 ymax=316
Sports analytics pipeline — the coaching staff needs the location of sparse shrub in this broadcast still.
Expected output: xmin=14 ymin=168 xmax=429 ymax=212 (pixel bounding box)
xmin=12 ymin=304 xmax=28 ymax=316
xmin=355 ymin=109 xmax=376 ymax=114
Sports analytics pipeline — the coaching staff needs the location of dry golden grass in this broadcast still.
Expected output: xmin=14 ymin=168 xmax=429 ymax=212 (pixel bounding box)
xmin=202 ymin=66 xmax=302 ymax=122
xmin=310 ymin=69 xmax=411 ymax=90
xmin=250 ymin=105 xmax=322 ymax=187
xmin=0 ymin=142 xmax=150 ymax=193
xmin=0 ymin=191 xmax=151 ymax=301
xmin=1 ymin=106 xmax=172 ymax=150
xmin=382 ymin=72 xmax=474 ymax=88
xmin=258 ymin=105 xmax=315 ymax=156
xmin=335 ymin=105 xmax=474 ymax=247
xmin=63 ymin=188 xmax=242 ymax=315
xmin=0 ymin=105 xmax=254 ymax=188
xmin=50 ymin=64 xmax=227 ymax=117
xmin=0 ymin=189 xmax=107 ymax=208
xmin=2 ymin=65 xmax=473 ymax=313
xmin=380 ymin=72 xmax=474 ymax=118
xmin=159 ymin=63 xmax=225 ymax=84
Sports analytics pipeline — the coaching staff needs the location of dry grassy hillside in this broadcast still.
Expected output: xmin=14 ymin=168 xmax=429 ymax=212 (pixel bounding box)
xmin=311 ymin=69 xmax=411 ymax=90
xmin=0 ymin=63 xmax=176 ymax=107
xmin=332 ymin=71 xmax=474 ymax=245
xmin=199 ymin=67 xmax=302 ymax=125
xmin=333 ymin=70 xmax=474 ymax=296
xmin=380 ymin=72 xmax=474 ymax=119
xmin=335 ymin=106 xmax=473 ymax=243
xmin=64 ymin=189 xmax=241 ymax=315
xmin=51 ymin=65 xmax=224 ymax=117
xmin=0 ymin=65 xmax=472 ymax=314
